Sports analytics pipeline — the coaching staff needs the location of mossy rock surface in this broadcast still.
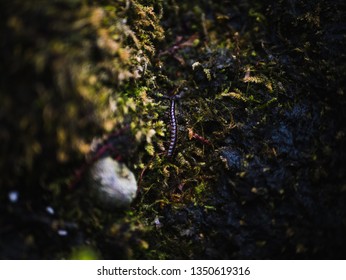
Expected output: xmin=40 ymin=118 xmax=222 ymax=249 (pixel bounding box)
xmin=0 ymin=0 xmax=345 ymax=259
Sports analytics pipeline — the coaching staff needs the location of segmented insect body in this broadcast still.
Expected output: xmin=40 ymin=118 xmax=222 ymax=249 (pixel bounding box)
xmin=167 ymin=98 xmax=177 ymax=157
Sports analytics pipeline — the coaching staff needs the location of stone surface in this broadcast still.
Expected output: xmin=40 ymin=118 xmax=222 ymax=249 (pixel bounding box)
xmin=88 ymin=157 xmax=138 ymax=208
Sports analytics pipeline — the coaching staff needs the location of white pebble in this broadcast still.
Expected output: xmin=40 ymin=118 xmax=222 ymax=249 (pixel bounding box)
xmin=88 ymin=157 xmax=138 ymax=208
xmin=46 ymin=206 xmax=55 ymax=215
xmin=8 ymin=191 xmax=19 ymax=203
xmin=57 ymin=229 xmax=68 ymax=236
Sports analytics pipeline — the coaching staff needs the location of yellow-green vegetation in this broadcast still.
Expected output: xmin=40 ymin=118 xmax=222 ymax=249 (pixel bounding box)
xmin=0 ymin=0 xmax=167 ymax=259
xmin=0 ymin=0 xmax=164 ymax=189
xmin=1 ymin=0 xmax=345 ymax=259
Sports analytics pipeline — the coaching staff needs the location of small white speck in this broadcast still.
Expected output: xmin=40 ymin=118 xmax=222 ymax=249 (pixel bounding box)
xmin=154 ymin=216 xmax=162 ymax=229
xmin=57 ymin=229 xmax=68 ymax=236
xmin=192 ymin=61 xmax=201 ymax=70
xmin=46 ymin=206 xmax=55 ymax=215
xmin=8 ymin=191 xmax=19 ymax=203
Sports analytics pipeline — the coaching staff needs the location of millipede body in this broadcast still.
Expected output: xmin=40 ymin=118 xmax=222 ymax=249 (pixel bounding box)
xmin=167 ymin=98 xmax=177 ymax=157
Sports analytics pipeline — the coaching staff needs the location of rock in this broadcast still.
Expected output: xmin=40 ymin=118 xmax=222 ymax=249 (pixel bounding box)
xmin=87 ymin=157 xmax=138 ymax=208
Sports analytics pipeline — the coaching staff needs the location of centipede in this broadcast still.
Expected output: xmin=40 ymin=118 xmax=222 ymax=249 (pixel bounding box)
xmin=167 ymin=98 xmax=177 ymax=157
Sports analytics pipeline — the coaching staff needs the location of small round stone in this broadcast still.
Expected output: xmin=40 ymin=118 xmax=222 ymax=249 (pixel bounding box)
xmin=88 ymin=157 xmax=138 ymax=209
xmin=8 ymin=191 xmax=19 ymax=203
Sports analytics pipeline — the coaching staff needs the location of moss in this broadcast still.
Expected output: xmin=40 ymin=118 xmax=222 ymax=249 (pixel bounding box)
xmin=0 ymin=0 xmax=165 ymax=259
xmin=1 ymin=0 xmax=345 ymax=259
xmin=130 ymin=0 xmax=346 ymax=259
xmin=0 ymin=0 xmax=165 ymax=188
